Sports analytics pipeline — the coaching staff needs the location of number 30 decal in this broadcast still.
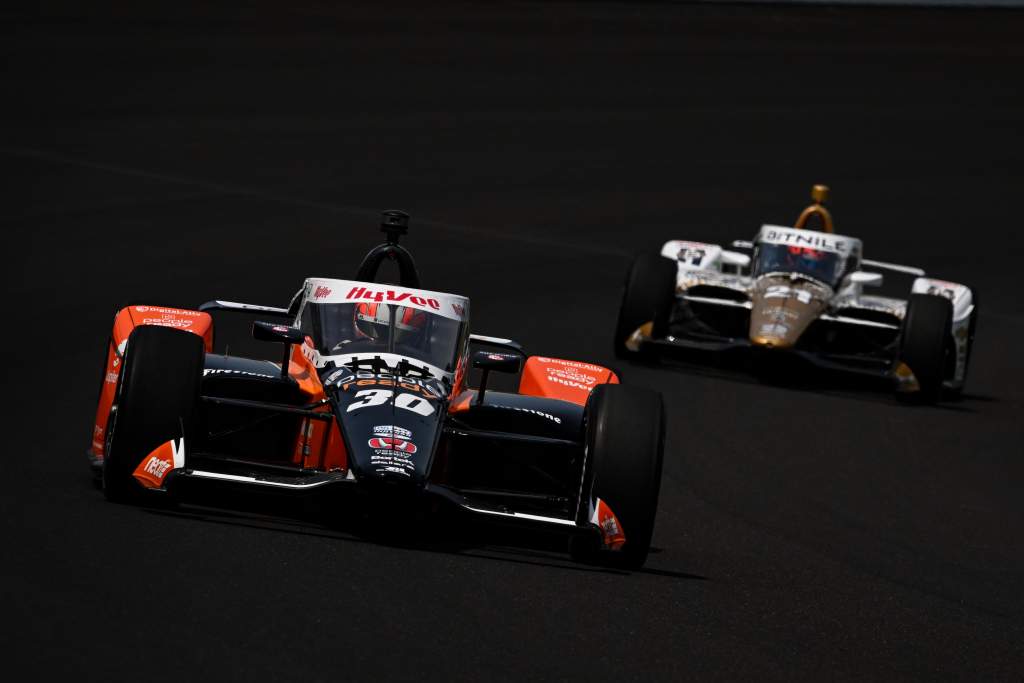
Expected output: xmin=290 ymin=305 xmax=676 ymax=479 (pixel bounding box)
xmin=346 ymin=389 xmax=436 ymax=416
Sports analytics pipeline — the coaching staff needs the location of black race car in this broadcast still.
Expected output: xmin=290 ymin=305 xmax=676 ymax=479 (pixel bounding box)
xmin=90 ymin=211 xmax=665 ymax=568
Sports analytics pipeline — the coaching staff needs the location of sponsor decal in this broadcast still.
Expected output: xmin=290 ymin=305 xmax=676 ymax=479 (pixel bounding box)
xmin=105 ymin=372 xmax=118 ymax=384
xmin=272 ymin=325 xmax=290 ymax=333
xmin=590 ymin=497 xmax=626 ymax=551
xmin=764 ymin=229 xmax=847 ymax=253
xmin=133 ymin=306 xmax=201 ymax=317
xmin=132 ymin=437 xmax=185 ymax=489
xmin=368 ymin=436 xmax=417 ymax=454
xmin=374 ymin=464 xmax=412 ymax=476
xmin=144 ymin=455 xmax=172 ymax=479
xmin=451 ymin=303 xmax=465 ymax=317
xmin=339 ymin=372 xmax=443 ymax=400
xmin=546 ymin=375 xmax=597 ymax=392
xmin=368 ymin=425 xmax=418 ymax=474
xmin=141 ymin=317 xmax=194 ymax=328
xmin=344 ymin=286 xmax=440 ymax=311
xmin=535 ymin=357 xmax=606 ymax=374
xmin=491 ymin=404 xmax=562 ymax=424
xmin=203 ymin=368 xmax=277 ymax=379
xmin=760 ymin=306 xmax=800 ymax=321
xmin=763 ymin=286 xmax=813 ymax=304
xmin=373 ymin=425 xmax=412 ymax=439
xmin=532 ymin=357 xmax=608 ymax=393
xmin=314 ymin=285 xmax=333 ymax=300
xmin=324 ymin=368 xmax=356 ymax=386
xmin=677 ymin=246 xmax=707 ymax=267
xmin=758 ymin=323 xmax=790 ymax=337
xmin=545 ymin=365 xmax=598 ymax=388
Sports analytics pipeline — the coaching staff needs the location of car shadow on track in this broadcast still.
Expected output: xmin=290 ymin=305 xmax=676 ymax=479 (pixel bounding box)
xmin=138 ymin=499 xmax=707 ymax=581
xmin=626 ymin=354 xmax=993 ymax=412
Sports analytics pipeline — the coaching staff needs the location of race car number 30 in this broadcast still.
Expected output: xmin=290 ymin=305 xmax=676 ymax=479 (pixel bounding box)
xmin=346 ymin=389 xmax=436 ymax=416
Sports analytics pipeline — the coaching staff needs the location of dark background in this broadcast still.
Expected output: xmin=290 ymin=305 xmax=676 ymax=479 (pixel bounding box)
xmin=3 ymin=2 xmax=1023 ymax=680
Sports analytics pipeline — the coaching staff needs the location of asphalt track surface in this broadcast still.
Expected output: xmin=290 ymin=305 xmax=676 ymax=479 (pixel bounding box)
xmin=4 ymin=2 xmax=1024 ymax=680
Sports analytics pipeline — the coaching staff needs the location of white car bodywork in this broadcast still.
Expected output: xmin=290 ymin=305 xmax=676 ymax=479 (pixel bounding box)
xmin=657 ymin=224 xmax=976 ymax=390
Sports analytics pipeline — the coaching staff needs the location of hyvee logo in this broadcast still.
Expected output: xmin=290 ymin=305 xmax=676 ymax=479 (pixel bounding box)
xmin=451 ymin=303 xmax=465 ymax=317
xmin=144 ymin=456 xmax=172 ymax=479
xmin=345 ymin=286 xmax=440 ymax=310
xmin=314 ymin=285 xmax=333 ymax=299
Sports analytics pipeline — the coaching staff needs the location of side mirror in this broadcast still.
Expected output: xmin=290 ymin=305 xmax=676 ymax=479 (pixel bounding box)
xmin=468 ymin=333 xmax=525 ymax=355
xmin=252 ymin=321 xmax=305 ymax=345
xmin=472 ymin=350 xmax=522 ymax=405
xmin=252 ymin=321 xmax=305 ymax=378
xmin=472 ymin=350 xmax=522 ymax=373
xmin=720 ymin=250 xmax=751 ymax=269
xmin=848 ymin=271 xmax=883 ymax=287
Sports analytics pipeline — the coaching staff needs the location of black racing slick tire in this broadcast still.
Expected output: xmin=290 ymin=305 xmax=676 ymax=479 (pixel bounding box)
xmin=900 ymin=293 xmax=953 ymax=404
xmin=103 ymin=325 xmax=204 ymax=503
xmin=573 ymin=384 xmax=665 ymax=569
xmin=613 ymin=253 xmax=677 ymax=359
xmin=946 ymin=288 xmax=979 ymax=400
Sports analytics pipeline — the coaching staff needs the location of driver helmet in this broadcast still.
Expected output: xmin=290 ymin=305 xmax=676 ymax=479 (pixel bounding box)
xmin=353 ymin=303 xmax=427 ymax=345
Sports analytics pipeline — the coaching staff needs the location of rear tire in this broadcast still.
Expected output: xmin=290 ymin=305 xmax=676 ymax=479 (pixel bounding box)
xmin=103 ymin=325 xmax=204 ymax=503
xmin=572 ymin=384 xmax=665 ymax=569
xmin=900 ymin=294 xmax=953 ymax=404
xmin=614 ymin=253 xmax=678 ymax=359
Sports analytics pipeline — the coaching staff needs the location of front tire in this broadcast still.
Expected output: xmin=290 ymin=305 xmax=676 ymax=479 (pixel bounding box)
xmin=900 ymin=294 xmax=953 ymax=404
xmin=614 ymin=253 xmax=678 ymax=359
xmin=573 ymin=384 xmax=665 ymax=569
xmin=946 ymin=288 xmax=979 ymax=400
xmin=103 ymin=325 xmax=204 ymax=502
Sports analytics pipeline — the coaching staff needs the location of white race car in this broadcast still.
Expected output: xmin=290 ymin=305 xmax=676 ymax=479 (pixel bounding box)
xmin=615 ymin=185 xmax=978 ymax=402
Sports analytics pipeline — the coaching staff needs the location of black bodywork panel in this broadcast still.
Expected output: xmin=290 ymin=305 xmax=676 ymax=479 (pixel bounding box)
xmin=190 ymin=352 xmax=589 ymax=521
